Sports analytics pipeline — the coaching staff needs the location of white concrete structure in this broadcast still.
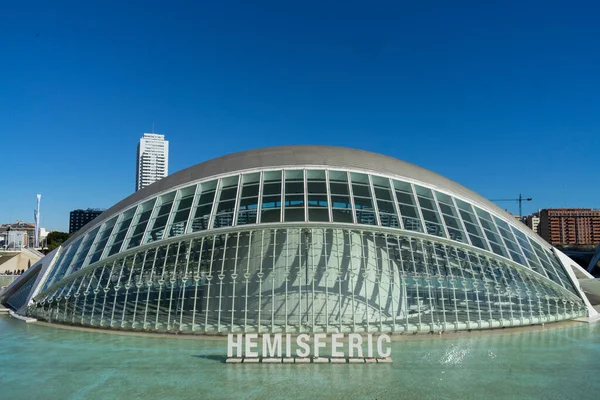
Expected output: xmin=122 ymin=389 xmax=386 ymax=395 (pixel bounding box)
xmin=136 ymin=133 xmax=169 ymax=192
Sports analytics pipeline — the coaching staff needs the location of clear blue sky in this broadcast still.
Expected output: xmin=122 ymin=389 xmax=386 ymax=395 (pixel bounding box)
xmin=1 ymin=1 xmax=599 ymax=232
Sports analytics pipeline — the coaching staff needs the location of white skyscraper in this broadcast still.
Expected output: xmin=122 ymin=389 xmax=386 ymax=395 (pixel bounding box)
xmin=136 ymin=133 xmax=169 ymax=191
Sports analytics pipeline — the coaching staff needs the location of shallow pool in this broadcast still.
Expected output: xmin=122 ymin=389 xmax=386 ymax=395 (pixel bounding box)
xmin=0 ymin=316 xmax=599 ymax=400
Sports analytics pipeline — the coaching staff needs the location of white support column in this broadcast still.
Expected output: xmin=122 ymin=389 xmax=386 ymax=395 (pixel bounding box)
xmin=230 ymin=233 xmax=241 ymax=333
xmin=191 ymin=237 xmax=206 ymax=331
xmin=204 ymin=237 xmax=217 ymax=332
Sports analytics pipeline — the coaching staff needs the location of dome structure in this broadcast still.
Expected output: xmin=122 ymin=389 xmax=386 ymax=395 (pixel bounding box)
xmin=2 ymin=146 xmax=597 ymax=334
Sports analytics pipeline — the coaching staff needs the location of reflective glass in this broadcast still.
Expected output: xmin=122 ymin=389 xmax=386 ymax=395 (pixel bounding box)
xmin=236 ymin=172 xmax=260 ymax=225
xmin=350 ymin=172 xmax=376 ymax=225
xmin=145 ymin=191 xmax=176 ymax=243
xmin=126 ymin=199 xmax=156 ymax=249
xmin=284 ymin=170 xmax=305 ymax=222
xmin=414 ymin=185 xmax=445 ymax=237
xmin=30 ymin=227 xmax=585 ymax=334
xmin=86 ymin=217 xmax=118 ymax=266
xmin=510 ymin=226 xmax=547 ymax=277
xmin=166 ymin=185 xmax=197 ymax=237
xmin=372 ymin=176 xmax=400 ymax=228
xmin=473 ymin=207 xmax=509 ymax=258
xmin=106 ymin=208 xmax=136 ymax=257
xmin=261 ymin=170 xmax=282 ymax=223
xmin=189 ymin=180 xmax=218 ymax=232
xmin=454 ymin=199 xmax=489 ymax=251
xmin=213 ymin=176 xmax=239 ymax=228
xmin=435 ymin=191 xmax=468 ymax=243
xmin=393 ymin=180 xmax=423 ymax=233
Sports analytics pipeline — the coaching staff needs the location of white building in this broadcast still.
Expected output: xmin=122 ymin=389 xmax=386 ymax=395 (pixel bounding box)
xmin=526 ymin=213 xmax=541 ymax=235
xmin=136 ymin=133 xmax=169 ymax=191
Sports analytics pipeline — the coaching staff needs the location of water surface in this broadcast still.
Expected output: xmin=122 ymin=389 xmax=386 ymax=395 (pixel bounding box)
xmin=1 ymin=316 xmax=599 ymax=400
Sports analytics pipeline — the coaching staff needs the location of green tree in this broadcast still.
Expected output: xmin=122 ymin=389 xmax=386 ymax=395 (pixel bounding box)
xmin=45 ymin=231 xmax=71 ymax=253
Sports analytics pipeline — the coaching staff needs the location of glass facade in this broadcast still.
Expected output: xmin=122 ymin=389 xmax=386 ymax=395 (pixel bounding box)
xmin=7 ymin=165 xmax=586 ymax=334
xmin=28 ymin=228 xmax=585 ymax=334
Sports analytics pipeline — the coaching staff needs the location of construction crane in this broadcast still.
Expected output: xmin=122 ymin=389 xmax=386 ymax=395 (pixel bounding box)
xmin=490 ymin=194 xmax=532 ymax=219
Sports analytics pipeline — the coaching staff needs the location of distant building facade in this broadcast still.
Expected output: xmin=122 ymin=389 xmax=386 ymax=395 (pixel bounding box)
xmin=136 ymin=133 xmax=169 ymax=192
xmin=69 ymin=209 xmax=104 ymax=234
xmin=525 ymin=213 xmax=541 ymax=235
xmin=0 ymin=222 xmax=36 ymax=248
xmin=539 ymin=208 xmax=600 ymax=246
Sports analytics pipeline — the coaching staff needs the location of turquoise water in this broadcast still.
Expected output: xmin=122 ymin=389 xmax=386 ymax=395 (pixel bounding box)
xmin=1 ymin=317 xmax=599 ymax=400
xmin=0 ymin=275 xmax=17 ymax=287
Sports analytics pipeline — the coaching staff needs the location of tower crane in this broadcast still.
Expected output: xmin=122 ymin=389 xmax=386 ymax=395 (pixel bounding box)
xmin=490 ymin=194 xmax=532 ymax=219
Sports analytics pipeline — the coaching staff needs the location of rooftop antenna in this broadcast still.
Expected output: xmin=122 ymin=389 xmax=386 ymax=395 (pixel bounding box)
xmin=152 ymin=123 xmax=155 ymax=133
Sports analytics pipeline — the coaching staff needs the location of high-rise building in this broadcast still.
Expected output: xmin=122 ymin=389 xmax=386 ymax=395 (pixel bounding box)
xmin=539 ymin=208 xmax=600 ymax=245
xmin=69 ymin=209 xmax=104 ymax=234
xmin=525 ymin=212 xmax=541 ymax=235
xmin=136 ymin=133 xmax=169 ymax=191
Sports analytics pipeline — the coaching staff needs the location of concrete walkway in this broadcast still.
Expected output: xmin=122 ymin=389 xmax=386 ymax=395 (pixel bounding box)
xmin=0 ymin=305 xmax=9 ymax=315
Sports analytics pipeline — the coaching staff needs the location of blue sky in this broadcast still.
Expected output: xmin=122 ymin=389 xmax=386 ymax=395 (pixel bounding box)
xmin=1 ymin=1 xmax=599 ymax=232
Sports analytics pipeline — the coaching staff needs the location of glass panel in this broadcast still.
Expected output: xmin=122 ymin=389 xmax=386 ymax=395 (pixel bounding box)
xmin=106 ymin=208 xmax=136 ymax=257
xmin=435 ymin=191 xmax=468 ymax=243
xmin=213 ymin=176 xmax=239 ymax=229
xmin=261 ymin=171 xmax=282 ymax=223
xmin=237 ymin=172 xmax=260 ymax=225
xmin=511 ymin=226 xmax=547 ymax=277
xmin=42 ymin=238 xmax=83 ymax=290
xmin=284 ymin=170 xmax=305 ymax=222
xmin=393 ymin=180 xmax=423 ymax=233
xmin=474 ymin=207 xmax=509 ymax=258
xmin=493 ymin=216 xmax=528 ymax=266
xmin=68 ymin=226 xmax=101 ymax=275
xmin=329 ymin=170 xmax=353 ymax=220
xmin=86 ymin=217 xmax=118 ymax=265
xmin=350 ymin=172 xmax=376 ymax=225
xmin=125 ymin=199 xmax=156 ymax=249
xmin=166 ymin=185 xmax=197 ymax=237
xmin=414 ymin=185 xmax=445 ymax=237
xmin=307 ymin=169 xmax=329 ymax=222
xmin=189 ymin=180 xmax=218 ymax=232
xmin=454 ymin=199 xmax=488 ymax=251
xmin=145 ymin=191 xmax=176 ymax=243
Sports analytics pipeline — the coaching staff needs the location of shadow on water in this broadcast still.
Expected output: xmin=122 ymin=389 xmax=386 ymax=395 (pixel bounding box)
xmin=192 ymin=354 xmax=228 ymax=363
